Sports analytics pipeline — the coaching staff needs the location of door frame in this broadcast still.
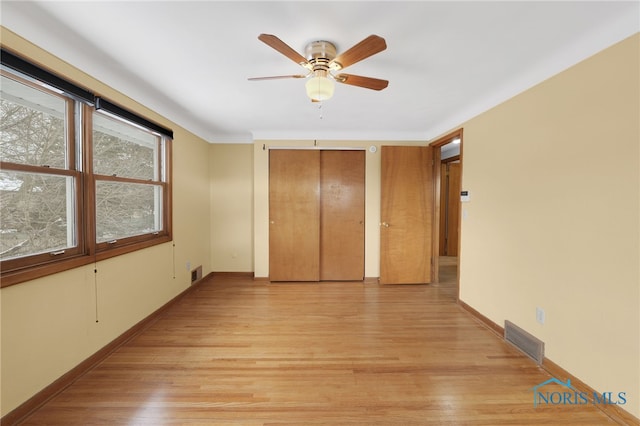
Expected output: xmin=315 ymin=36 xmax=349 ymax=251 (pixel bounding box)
xmin=429 ymin=129 xmax=463 ymax=299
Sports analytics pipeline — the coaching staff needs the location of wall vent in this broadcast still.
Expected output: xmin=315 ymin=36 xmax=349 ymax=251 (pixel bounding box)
xmin=191 ymin=265 xmax=202 ymax=284
xmin=504 ymin=320 xmax=544 ymax=364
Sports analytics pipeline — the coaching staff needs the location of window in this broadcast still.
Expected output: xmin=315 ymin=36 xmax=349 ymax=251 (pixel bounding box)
xmin=0 ymin=72 xmax=83 ymax=271
xmin=91 ymin=111 xmax=170 ymax=250
xmin=0 ymin=55 xmax=172 ymax=287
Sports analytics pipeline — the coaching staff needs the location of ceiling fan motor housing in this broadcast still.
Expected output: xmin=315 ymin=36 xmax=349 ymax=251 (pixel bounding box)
xmin=305 ymin=40 xmax=341 ymax=72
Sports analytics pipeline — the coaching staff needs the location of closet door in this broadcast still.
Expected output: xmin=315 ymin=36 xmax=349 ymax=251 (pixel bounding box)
xmin=320 ymin=150 xmax=365 ymax=280
xmin=269 ymin=150 xmax=320 ymax=281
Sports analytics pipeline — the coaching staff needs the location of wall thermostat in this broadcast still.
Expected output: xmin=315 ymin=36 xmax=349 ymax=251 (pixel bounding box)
xmin=460 ymin=190 xmax=470 ymax=202
xmin=369 ymin=146 xmax=377 ymax=153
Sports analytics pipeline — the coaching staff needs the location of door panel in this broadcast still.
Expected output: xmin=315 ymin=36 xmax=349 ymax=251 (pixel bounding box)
xmin=320 ymin=150 xmax=365 ymax=280
xmin=439 ymin=163 xmax=448 ymax=256
xmin=439 ymin=161 xmax=461 ymax=256
xmin=380 ymin=146 xmax=433 ymax=284
xmin=446 ymin=162 xmax=460 ymax=256
xmin=269 ymin=150 xmax=320 ymax=281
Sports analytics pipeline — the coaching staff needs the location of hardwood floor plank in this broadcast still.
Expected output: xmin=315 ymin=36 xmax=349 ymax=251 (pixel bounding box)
xmin=18 ymin=273 xmax=617 ymax=425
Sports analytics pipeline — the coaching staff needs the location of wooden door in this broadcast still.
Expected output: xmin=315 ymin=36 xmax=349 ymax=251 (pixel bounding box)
xmin=380 ymin=146 xmax=434 ymax=284
xmin=445 ymin=162 xmax=460 ymax=256
xmin=439 ymin=163 xmax=448 ymax=255
xmin=269 ymin=150 xmax=320 ymax=281
xmin=439 ymin=161 xmax=461 ymax=256
xmin=320 ymin=150 xmax=365 ymax=280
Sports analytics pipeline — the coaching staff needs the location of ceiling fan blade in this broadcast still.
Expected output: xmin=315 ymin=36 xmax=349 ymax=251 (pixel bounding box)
xmin=335 ymin=74 xmax=389 ymax=91
xmin=248 ymin=74 xmax=308 ymax=81
xmin=330 ymin=35 xmax=387 ymax=69
xmin=258 ymin=34 xmax=310 ymax=68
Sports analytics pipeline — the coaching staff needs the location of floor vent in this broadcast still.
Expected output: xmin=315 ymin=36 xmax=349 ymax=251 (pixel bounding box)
xmin=191 ymin=265 xmax=202 ymax=284
xmin=504 ymin=320 xmax=544 ymax=364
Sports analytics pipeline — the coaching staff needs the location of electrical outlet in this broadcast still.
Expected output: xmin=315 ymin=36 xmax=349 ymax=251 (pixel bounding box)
xmin=186 ymin=261 xmax=191 ymax=271
xmin=536 ymin=307 xmax=545 ymax=325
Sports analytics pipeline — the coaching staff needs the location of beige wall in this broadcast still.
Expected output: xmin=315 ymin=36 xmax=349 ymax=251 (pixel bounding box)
xmin=210 ymin=144 xmax=254 ymax=272
xmin=458 ymin=33 xmax=639 ymax=418
xmin=0 ymin=28 xmax=212 ymax=416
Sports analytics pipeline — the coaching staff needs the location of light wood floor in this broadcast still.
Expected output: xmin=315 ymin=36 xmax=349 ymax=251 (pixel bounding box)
xmin=19 ymin=259 xmax=616 ymax=425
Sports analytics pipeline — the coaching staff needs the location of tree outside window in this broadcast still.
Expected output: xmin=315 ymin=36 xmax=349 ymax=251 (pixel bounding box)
xmin=0 ymin=68 xmax=172 ymax=287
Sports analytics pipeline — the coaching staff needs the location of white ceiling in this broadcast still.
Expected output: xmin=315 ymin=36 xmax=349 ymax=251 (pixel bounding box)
xmin=2 ymin=1 xmax=638 ymax=143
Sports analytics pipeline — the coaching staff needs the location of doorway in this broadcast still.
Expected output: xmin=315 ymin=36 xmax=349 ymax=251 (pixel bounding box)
xmin=430 ymin=130 xmax=463 ymax=296
xmin=439 ymin=148 xmax=461 ymax=257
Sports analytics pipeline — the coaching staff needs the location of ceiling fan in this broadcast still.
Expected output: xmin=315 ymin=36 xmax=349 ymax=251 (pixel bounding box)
xmin=248 ymin=34 xmax=388 ymax=102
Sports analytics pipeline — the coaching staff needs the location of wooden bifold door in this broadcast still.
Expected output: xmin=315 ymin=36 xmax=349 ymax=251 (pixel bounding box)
xmin=269 ymin=149 xmax=365 ymax=282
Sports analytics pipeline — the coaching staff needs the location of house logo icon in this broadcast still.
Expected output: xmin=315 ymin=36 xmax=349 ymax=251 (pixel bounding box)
xmin=531 ymin=377 xmax=580 ymax=407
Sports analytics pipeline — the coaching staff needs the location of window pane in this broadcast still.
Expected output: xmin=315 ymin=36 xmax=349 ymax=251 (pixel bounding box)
xmin=93 ymin=112 xmax=158 ymax=180
xmin=0 ymin=170 xmax=76 ymax=260
xmin=95 ymin=181 xmax=162 ymax=242
xmin=0 ymin=75 xmax=67 ymax=168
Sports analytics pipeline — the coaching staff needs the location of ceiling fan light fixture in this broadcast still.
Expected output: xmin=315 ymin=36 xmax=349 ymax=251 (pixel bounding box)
xmin=252 ymin=34 xmax=388 ymax=101
xmin=305 ymin=74 xmax=335 ymax=101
